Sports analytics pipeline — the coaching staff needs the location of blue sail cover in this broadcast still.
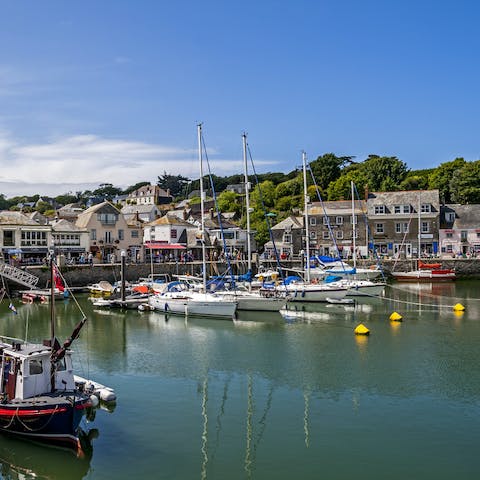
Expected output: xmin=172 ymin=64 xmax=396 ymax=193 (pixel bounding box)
xmin=317 ymin=255 xmax=342 ymax=263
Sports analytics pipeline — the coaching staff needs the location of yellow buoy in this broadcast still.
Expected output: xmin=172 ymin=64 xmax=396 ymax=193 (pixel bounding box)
xmin=453 ymin=303 xmax=465 ymax=312
xmin=389 ymin=312 xmax=403 ymax=322
xmin=354 ymin=323 xmax=370 ymax=335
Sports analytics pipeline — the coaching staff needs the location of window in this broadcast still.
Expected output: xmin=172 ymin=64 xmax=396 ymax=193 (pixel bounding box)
xmin=394 ymin=206 xmax=401 ymax=214
xmin=105 ymin=231 xmax=113 ymax=243
xmin=395 ymin=222 xmax=409 ymax=233
xmin=309 ymin=217 xmax=317 ymax=226
xmin=446 ymin=232 xmax=453 ymax=239
xmin=336 ymin=216 xmax=343 ymax=225
xmin=477 ymin=232 xmax=480 ymax=239
xmin=310 ymin=231 xmax=317 ymax=239
xmin=3 ymin=230 xmax=15 ymax=247
xmin=350 ymin=215 xmax=357 ymax=224
xmin=461 ymin=230 xmax=468 ymax=241
xmin=323 ymin=231 xmax=330 ymax=239
xmin=421 ymin=204 xmax=431 ymax=213
xmin=375 ymin=223 xmax=384 ymax=234
xmin=131 ymin=230 xmax=139 ymax=238
xmin=21 ymin=231 xmax=47 ymax=246
xmin=118 ymin=229 xmax=124 ymax=241
xmin=97 ymin=213 xmax=118 ymax=225
xmin=374 ymin=205 xmax=386 ymax=214
xmin=446 ymin=212 xmax=455 ymax=222
xmin=56 ymin=358 xmax=66 ymax=371
xmin=171 ymin=229 xmax=177 ymax=239
xmin=403 ymin=205 xmax=411 ymax=213
xmin=446 ymin=244 xmax=453 ymax=253
xmin=421 ymin=222 xmax=430 ymax=233
xmin=323 ymin=217 xmax=330 ymax=225
xmin=91 ymin=229 xmax=97 ymax=241
xmin=29 ymin=359 xmax=43 ymax=375
xmin=336 ymin=230 xmax=343 ymax=239
xmin=283 ymin=233 xmax=292 ymax=243
xmin=395 ymin=223 xmax=402 ymax=234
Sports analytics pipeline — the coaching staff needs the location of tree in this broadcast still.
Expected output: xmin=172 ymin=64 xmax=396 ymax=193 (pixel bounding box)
xmin=36 ymin=201 xmax=53 ymax=214
xmin=428 ymin=158 xmax=466 ymax=203
xmin=309 ymin=153 xmax=353 ymax=191
xmin=123 ymin=182 xmax=150 ymax=195
xmin=361 ymin=155 xmax=409 ymax=191
xmin=450 ymin=160 xmax=480 ymax=204
xmin=55 ymin=193 xmax=79 ymax=206
xmin=217 ymin=190 xmax=241 ymax=214
xmin=93 ymin=183 xmax=122 ymax=200
xmin=157 ymin=172 xmax=190 ymax=198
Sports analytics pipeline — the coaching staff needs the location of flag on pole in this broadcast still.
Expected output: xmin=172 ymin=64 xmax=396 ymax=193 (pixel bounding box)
xmin=53 ymin=265 xmax=65 ymax=292
xmin=8 ymin=303 xmax=17 ymax=314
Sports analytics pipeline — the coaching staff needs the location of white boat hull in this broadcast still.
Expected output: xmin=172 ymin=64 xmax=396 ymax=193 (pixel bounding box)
xmin=392 ymin=270 xmax=455 ymax=282
xmin=149 ymin=293 xmax=237 ymax=318
xmin=219 ymin=292 xmax=287 ymax=311
xmin=284 ymin=284 xmax=348 ymax=303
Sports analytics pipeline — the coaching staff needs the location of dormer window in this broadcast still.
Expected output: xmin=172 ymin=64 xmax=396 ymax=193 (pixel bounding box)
xmin=421 ymin=204 xmax=431 ymax=213
xmin=374 ymin=205 xmax=386 ymax=214
xmin=446 ymin=212 xmax=455 ymax=222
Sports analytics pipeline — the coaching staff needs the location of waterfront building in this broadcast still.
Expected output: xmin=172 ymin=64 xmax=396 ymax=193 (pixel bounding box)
xmin=366 ymin=190 xmax=440 ymax=258
xmin=0 ymin=211 xmax=52 ymax=264
xmin=263 ymin=215 xmax=303 ymax=260
xmin=51 ymin=219 xmax=89 ymax=262
xmin=439 ymin=204 xmax=480 ymax=257
xmin=75 ymin=201 xmax=142 ymax=262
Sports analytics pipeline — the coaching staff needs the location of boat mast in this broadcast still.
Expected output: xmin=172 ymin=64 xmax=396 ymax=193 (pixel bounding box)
xmin=198 ymin=123 xmax=207 ymax=293
xmin=242 ymin=133 xmax=252 ymax=275
xmin=302 ymin=151 xmax=311 ymax=283
xmin=351 ymin=181 xmax=357 ymax=270
xmin=50 ymin=252 xmax=56 ymax=392
xmin=418 ymin=192 xmax=421 ymax=263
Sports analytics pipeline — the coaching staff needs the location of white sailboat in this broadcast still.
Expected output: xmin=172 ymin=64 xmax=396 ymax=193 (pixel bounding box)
xmin=285 ymin=151 xmax=348 ymax=303
xmin=218 ymin=133 xmax=288 ymax=312
xmin=328 ymin=181 xmax=386 ymax=297
xmin=149 ymin=125 xmax=237 ymax=319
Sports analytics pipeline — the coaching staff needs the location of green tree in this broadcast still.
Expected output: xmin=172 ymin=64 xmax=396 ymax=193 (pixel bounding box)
xmin=309 ymin=153 xmax=353 ymax=191
xmin=450 ymin=160 xmax=480 ymax=204
xmin=428 ymin=158 xmax=466 ymax=203
xmin=157 ymin=172 xmax=190 ymax=197
xmin=35 ymin=201 xmax=53 ymax=214
xmin=123 ymin=182 xmax=150 ymax=195
xmin=54 ymin=194 xmax=78 ymax=206
xmin=274 ymin=176 xmax=303 ymax=198
xmin=362 ymin=155 xmax=409 ymax=191
xmin=93 ymin=183 xmax=122 ymax=199
xmin=217 ymin=190 xmax=241 ymax=214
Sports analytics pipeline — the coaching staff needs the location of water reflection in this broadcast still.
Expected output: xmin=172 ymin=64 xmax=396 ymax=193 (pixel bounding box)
xmin=0 ymin=428 xmax=96 ymax=480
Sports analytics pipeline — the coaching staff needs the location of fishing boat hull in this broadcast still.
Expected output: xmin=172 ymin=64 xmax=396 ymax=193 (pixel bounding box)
xmin=0 ymin=394 xmax=91 ymax=451
xmin=149 ymin=293 xmax=237 ymax=318
xmin=392 ymin=270 xmax=456 ymax=282
xmin=218 ymin=291 xmax=287 ymax=312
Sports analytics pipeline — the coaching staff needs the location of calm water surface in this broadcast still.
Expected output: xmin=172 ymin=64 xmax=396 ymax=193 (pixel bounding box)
xmin=0 ymin=280 xmax=479 ymax=479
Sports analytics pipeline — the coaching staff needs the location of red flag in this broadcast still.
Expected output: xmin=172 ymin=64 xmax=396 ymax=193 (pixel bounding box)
xmin=53 ymin=265 xmax=65 ymax=292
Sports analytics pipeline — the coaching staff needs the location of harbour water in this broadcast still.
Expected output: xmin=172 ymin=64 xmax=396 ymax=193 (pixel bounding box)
xmin=0 ymin=280 xmax=479 ymax=479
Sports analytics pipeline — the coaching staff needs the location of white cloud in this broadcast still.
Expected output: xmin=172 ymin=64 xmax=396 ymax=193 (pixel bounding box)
xmin=0 ymin=133 xmax=277 ymax=197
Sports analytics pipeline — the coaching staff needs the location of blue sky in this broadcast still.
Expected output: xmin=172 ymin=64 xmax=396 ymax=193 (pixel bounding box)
xmin=0 ymin=0 xmax=479 ymax=196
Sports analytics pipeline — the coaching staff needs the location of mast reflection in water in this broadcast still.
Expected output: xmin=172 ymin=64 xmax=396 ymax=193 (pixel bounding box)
xmin=0 ymin=282 xmax=479 ymax=479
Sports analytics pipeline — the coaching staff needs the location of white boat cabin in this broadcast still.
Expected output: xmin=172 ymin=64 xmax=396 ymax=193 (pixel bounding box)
xmin=0 ymin=341 xmax=75 ymax=401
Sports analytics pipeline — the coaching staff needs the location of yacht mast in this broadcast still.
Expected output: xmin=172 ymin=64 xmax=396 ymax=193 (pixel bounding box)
xmin=351 ymin=181 xmax=357 ymax=269
xmin=242 ymin=133 xmax=252 ymax=274
xmin=197 ymin=124 xmax=207 ymax=293
xmin=302 ymin=151 xmax=310 ymax=283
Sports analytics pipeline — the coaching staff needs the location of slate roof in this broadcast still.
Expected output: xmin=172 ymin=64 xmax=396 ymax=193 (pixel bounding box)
xmin=441 ymin=204 xmax=480 ymax=229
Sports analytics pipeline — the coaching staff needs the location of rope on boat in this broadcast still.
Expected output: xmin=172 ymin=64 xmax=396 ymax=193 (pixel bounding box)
xmin=15 ymin=404 xmax=60 ymax=432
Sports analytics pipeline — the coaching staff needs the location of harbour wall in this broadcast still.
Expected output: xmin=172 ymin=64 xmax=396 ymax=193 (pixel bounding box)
xmin=20 ymin=258 xmax=480 ymax=290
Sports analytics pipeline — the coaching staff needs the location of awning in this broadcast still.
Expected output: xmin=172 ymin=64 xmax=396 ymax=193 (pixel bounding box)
xmin=144 ymin=242 xmax=186 ymax=250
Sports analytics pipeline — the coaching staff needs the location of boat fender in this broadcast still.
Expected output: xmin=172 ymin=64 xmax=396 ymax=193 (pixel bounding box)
xmin=164 ymin=303 xmax=169 ymax=312
xmin=99 ymin=388 xmax=117 ymax=403
xmin=90 ymin=394 xmax=100 ymax=408
xmin=301 ymin=290 xmax=305 ymax=298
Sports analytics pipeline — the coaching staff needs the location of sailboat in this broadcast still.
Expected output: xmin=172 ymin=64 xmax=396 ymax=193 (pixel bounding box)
xmin=282 ymin=152 xmax=348 ymax=303
xmin=218 ymin=133 xmax=288 ymax=312
xmin=148 ymin=124 xmax=238 ymax=319
xmin=392 ymin=193 xmax=455 ymax=282
xmin=327 ymin=181 xmax=387 ymax=297
xmin=0 ymin=259 xmax=106 ymax=452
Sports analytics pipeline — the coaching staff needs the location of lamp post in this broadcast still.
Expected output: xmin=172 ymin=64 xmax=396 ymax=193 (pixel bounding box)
xmin=121 ymin=250 xmax=126 ymax=302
